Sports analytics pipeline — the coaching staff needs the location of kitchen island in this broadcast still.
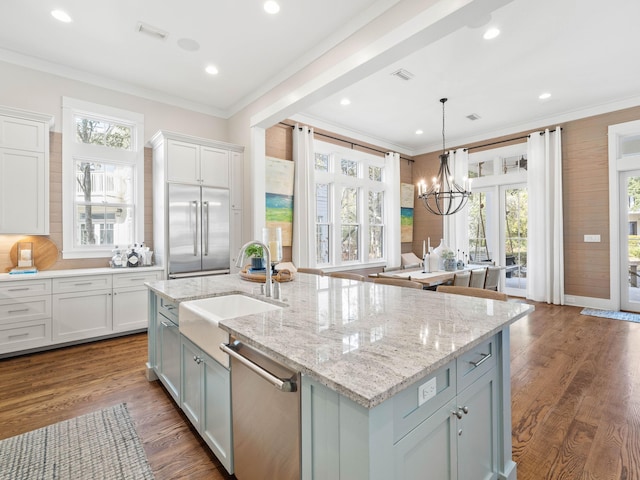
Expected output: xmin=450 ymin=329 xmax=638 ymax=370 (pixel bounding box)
xmin=146 ymin=273 xmax=533 ymax=480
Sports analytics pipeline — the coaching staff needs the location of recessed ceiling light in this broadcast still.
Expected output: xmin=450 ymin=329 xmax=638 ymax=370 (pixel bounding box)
xmin=51 ymin=9 xmax=72 ymax=23
xmin=205 ymin=65 xmax=219 ymax=75
xmin=415 ymin=129 xmax=424 ymax=135
xmin=340 ymin=98 xmax=351 ymax=106
xmin=264 ymin=1 xmax=280 ymax=14
xmin=539 ymin=92 xmax=552 ymax=100
xmin=483 ymin=27 xmax=500 ymax=40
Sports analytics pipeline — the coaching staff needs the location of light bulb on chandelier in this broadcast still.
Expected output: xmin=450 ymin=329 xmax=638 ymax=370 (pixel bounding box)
xmin=417 ymin=98 xmax=471 ymax=215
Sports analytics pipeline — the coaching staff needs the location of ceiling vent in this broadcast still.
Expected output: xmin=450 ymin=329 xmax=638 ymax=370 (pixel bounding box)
xmin=466 ymin=113 xmax=481 ymax=121
xmin=390 ymin=68 xmax=414 ymax=81
xmin=136 ymin=22 xmax=169 ymax=41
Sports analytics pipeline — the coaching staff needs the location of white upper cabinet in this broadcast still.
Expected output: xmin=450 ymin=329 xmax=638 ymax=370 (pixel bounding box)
xmin=164 ymin=136 xmax=231 ymax=188
xmin=0 ymin=106 xmax=53 ymax=235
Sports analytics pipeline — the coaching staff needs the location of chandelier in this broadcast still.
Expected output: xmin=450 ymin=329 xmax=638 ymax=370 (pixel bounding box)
xmin=417 ymin=98 xmax=470 ymax=215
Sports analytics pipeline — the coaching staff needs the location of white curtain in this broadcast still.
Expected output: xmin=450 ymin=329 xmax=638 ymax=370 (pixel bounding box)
xmin=443 ymin=149 xmax=470 ymax=259
xmin=292 ymin=124 xmax=315 ymax=267
xmin=386 ymin=152 xmax=402 ymax=268
xmin=527 ymin=128 xmax=564 ymax=304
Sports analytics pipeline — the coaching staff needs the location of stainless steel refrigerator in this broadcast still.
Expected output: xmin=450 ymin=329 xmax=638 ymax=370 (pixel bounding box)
xmin=167 ymin=183 xmax=230 ymax=278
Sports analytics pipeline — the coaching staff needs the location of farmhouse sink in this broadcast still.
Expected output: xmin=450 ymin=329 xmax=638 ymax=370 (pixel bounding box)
xmin=179 ymin=294 xmax=282 ymax=367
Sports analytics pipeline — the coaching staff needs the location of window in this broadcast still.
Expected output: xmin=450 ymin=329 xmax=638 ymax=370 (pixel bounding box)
xmin=62 ymin=98 xmax=144 ymax=259
xmin=313 ymin=141 xmax=390 ymax=268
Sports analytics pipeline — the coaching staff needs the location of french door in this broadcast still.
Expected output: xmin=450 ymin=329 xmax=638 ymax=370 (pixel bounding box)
xmin=620 ymin=170 xmax=640 ymax=313
xmin=468 ymin=183 xmax=528 ymax=296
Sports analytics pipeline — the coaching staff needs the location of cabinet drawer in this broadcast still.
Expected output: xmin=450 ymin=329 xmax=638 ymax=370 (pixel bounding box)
xmin=457 ymin=335 xmax=497 ymax=392
xmin=53 ymin=275 xmax=112 ymax=293
xmin=0 ymin=279 xmax=52 ymax=299
xmin=158 ymin=297 xmax=178 ymax=325
xmin=393 ymin=360 xmax=456 ymax=443
xmin=113 ymin=270 xmax=161 ymax=288
xmin=0 ymin=318 xmax=52 ymax=354
xmin=0 ymin=295 xmax=51 ymax=324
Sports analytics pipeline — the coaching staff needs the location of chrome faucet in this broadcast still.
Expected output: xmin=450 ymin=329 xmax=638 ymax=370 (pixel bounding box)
xmin=236 ymin=240 xmax=272 ymax=297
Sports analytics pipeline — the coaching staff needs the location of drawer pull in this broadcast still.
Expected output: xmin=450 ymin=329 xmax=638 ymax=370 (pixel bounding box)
xmin=8 ymin=287 xmax=30 ymax=292
xmin=126 ymin=278 xmax=146 ymax=282
xmin=74 ymin=282 xmax=94 ymax=286
xmin=8 ymin=333 xmax=29 ymax=339
xmin=8 ymin=308 xmax=30 ymax=314
xmin=469 ymin=352 xmax=492 ymax=368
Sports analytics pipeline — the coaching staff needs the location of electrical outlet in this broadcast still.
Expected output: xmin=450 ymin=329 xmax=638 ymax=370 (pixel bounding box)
xmin=418 ymin=377 xmax=437 ymax=406
xmin=584 ymin=234 xmax=601 ymax=243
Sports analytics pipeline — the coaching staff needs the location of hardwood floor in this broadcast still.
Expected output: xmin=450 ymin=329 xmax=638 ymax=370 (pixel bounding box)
xmin=0 ymin=334 xmax=233 ymax=480
xmin=0 ymin=303 xmax=638 ymax=479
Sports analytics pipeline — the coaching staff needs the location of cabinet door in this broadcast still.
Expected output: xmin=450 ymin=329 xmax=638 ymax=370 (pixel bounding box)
xmin=457 ymin=369 xmax=498 ymax=480
xmin=52 ymin=289 xmax=112 ymax=342
xmin=230 ymin=151 xmax=243 ymax=209
xmin=200 ymin=147 xmax=229 ymax=187
xmin=394 ymin=400 xmax=458 ymax=480
xmin=112 ymin=287 xmax=148 ymax=331
xmin=167 ymin=139 xmax=200 ymax=184
xmin=181 ymin=336 xmax=203 ymax=431
xmin=157 ymin=314 xmax=181 ymax=404
xmin=0 ymin=116 xmax=46 ymax=152
xmin=0 ymin=149 xmax=47 ymax=234
xmin=202 ymin=354 xmax=233 ymax=474
xmin=230 ymin=209 xmax=243 ymax=273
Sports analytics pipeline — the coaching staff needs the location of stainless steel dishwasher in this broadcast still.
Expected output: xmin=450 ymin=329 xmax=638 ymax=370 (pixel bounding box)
xmin=220 ymin=339 xmax=301 ymax=480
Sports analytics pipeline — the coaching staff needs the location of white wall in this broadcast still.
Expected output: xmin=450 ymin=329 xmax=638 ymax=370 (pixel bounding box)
xmin=0 ymin=61 xmax=228 ymax=144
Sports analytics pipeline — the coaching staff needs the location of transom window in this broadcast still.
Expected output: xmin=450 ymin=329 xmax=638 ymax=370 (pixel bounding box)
xmin=313 ymin=141 xmax=389 ymax=268
xmin=62 ymin=98 xmax=144 ymax=259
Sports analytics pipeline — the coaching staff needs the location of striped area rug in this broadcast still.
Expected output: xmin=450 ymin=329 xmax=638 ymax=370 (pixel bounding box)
xmin=0 ymin=403 xmax=154 ymax=480
xmin=580 ymin=308 xmax=640 ymax=323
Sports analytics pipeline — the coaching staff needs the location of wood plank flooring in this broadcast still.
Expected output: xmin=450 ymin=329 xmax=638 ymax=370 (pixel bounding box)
xmin=0 ymin=302 xmax=638 ymax=479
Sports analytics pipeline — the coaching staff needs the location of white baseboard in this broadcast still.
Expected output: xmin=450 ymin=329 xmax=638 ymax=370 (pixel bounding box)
xmin=563 ymin=294 xmax=614 ymax=310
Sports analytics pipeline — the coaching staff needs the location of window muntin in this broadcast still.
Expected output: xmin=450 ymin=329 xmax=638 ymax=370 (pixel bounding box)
xmin=316 ymin=183 xmax=331 ymax=264
xmin=369 ymin=191 xmax=384 ymax=260
xmin=62 ymin=97 xmax=143 ymax=259
xmin=313 ymin=141 xmax=389 ymax=268
xmin=74 ymin=160 xmax=135 ymax=247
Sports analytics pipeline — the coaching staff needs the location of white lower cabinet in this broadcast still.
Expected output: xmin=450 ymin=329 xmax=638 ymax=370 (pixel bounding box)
xmin=0 ymin=268 xmax=161 ymax=356
xmin=181 ymin=335 xmax=233 ymax=474
xmin=52 ymin=288 xmax=112 ymax=342
xmin=113 ymin=271 xmax=162 ymax=331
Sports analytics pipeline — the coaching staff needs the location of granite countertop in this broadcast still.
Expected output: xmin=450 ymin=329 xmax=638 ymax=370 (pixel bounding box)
xmin=147 ymin=273 xmax=534 ymax=409
xmin=0 ymin=266 xmax=163 ymax=282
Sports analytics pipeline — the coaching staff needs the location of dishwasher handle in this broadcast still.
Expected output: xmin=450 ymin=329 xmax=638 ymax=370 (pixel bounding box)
xmin=220 ymin=342 xmax=297 ymax=393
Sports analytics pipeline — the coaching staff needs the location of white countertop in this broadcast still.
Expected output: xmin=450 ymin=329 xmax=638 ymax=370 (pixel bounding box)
xmin=0 ymin=266 xmax=164 ymax=282
xmin=147 ymin=273 xmax=533 ymax=409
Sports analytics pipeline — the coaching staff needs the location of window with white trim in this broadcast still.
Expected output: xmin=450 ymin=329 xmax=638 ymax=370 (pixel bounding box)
xmin=313 ymin=141 xmax=389 ymax=269
xmin=62 ymin=98 xmax=144 ymax=259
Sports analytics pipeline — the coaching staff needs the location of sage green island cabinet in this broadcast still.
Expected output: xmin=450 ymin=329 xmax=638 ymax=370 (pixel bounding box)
xmin=180 ymin=335 xmax=233 ymax=474
xmin=146 ymin=274 xmax=532 ymax=480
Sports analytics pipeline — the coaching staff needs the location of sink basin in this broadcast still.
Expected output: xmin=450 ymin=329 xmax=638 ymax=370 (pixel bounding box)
xmin=179 ymin=295 xmax=282 ymax=367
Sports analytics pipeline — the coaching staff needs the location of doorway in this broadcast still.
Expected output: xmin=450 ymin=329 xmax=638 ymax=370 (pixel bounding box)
xmin=467 ymin=183 xmax=528 ymax=296
xmin=620 ymin=171 xmax=640 ymax=312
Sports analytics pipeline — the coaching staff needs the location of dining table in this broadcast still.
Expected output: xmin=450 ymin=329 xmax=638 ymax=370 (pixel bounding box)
xmin=375 ymin=265 xmax=477 ymax=288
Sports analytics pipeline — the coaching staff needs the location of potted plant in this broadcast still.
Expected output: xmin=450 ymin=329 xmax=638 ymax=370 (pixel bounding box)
xmin=245 ymin=244 xmax=265 ymax=270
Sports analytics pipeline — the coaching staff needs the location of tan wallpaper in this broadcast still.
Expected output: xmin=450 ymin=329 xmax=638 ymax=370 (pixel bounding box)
xmin=0 ymin=132 xmax=154 ymax=273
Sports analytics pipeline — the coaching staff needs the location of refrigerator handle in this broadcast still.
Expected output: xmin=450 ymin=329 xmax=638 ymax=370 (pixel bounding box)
xmin=203 ymin=201 xmax=209 ymax=256
xmin=192 ymin=200 xmax=199 ymax=256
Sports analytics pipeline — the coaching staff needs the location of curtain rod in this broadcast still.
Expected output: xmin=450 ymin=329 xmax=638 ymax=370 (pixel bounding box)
xmin=279 ymin=122 xmax=415 ymax=163
xmin=463 ymin=128 xmax=561 ymax=152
